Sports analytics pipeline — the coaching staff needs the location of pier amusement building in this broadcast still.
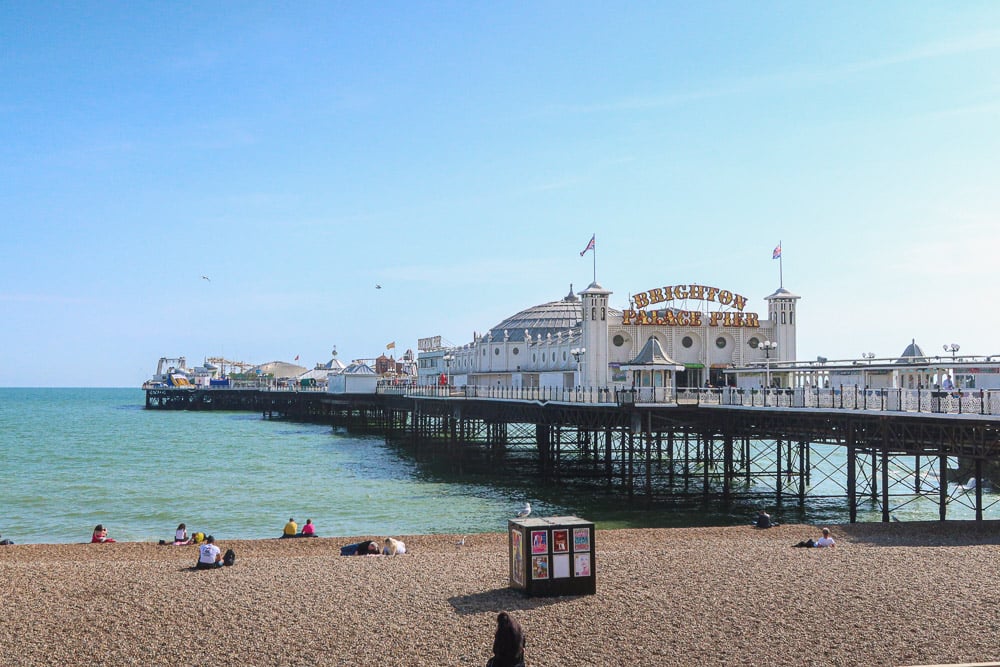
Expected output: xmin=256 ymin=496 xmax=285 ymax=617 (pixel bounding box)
xmin=417 ymin=280 xmax=799 ymax=390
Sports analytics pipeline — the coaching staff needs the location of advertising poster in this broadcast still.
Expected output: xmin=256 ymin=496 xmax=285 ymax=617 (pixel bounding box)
xmin=552 ymin=529 xmax=569 ymax=553
xmin=572 ymin=527 xmax=591 ymax=552
xmin=552 ymin=553 xmax=570 ymax=578
xmin=530 ymin=530 xmax=548 ymax=555
xmin=574 ymin=553 xmax=591 ymax=577
xmin=511 ymin=529 xmax=524 ymax=586
xmin=531 ymin=555 xmax=549 ymax=580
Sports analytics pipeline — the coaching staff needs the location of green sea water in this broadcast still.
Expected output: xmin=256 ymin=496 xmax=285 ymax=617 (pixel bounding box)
xmin=0 ymin=388 xmax=993 ymax=544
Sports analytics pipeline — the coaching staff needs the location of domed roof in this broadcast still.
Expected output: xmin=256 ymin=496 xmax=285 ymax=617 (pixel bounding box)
xmin=488 ymin=285 xmax=583 ymax=342
xmin=895 ymin=339 xmax=927 ymax=364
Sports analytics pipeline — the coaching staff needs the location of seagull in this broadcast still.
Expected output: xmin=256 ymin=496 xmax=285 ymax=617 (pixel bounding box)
xmin=375 ymin=284 xmax=382 ymax=289
xmin=456 ymin=536 xmax=466 ymax=547
xmin=516 ymin=502 xmax=531 ymax=518
xmin=201 ymin=275 xmax=211 ymax=282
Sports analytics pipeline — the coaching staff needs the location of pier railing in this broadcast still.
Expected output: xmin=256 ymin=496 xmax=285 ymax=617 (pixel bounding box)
xmin=379 ymin=384 xmax=1000 ymax=416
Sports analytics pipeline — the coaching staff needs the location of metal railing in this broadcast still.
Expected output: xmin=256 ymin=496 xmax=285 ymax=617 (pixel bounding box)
xmin=378 ymin=383 xmax=1000 ymax=416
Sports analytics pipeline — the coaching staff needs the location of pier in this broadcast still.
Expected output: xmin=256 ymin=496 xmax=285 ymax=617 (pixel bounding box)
xmin=145 ymin=385 xmax=1000 ymax=522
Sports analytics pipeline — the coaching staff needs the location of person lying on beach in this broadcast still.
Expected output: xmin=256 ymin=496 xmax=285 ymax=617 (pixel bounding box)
xmin=383 ymin=537 xmax=406 ymax=555
xmin=281 ymin=518 xmax=298 ymax=538
xmin=299 ymin=519 xmax=316 ymax=537
xmin=91 ymin=524 xmax=116 ymax=543
xmin=340 ymin=540 xmax=381 ymax=556
xmin=794 ymin=527 xmax=836 ymax=548
xmin=0 ymin=534 xmax=13 ymax=545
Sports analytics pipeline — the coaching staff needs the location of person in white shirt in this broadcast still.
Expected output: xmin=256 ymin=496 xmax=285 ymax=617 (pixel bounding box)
xmin=815 ymin=527 xmax=836 ymax=548
xmin=383 ymin=537 xmax=406 ymax=555
xmin=196 ymin=535 xmax=223 ymax=569
xmin=942 ymin=375 xmax=955 ymax=390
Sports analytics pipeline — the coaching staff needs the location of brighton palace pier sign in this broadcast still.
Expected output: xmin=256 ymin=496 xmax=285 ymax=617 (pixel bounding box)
xmin=622 ymin=283 xmax=760 ymax=327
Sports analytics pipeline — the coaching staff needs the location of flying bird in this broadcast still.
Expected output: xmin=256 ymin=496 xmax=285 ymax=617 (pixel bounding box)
xmin=515 ymin=502 xmax=531 ymax=518
xmin=201 ymin=275 xmax=211 ymax=282
xmin=375 ymin=284 xmax=382 ymax=289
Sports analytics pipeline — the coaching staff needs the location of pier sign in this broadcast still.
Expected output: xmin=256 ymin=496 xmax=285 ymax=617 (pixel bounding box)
xmin=622 ymin=283 xmax=761 ymax=328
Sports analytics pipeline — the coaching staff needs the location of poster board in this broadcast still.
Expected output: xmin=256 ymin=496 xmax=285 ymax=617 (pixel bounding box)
xmin=508 ymin=516 xmax=596 ymax=596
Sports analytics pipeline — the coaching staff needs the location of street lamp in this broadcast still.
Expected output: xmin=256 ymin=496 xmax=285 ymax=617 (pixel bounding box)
xmin=861 ymin=352 xmax=875 ymax=388
xmin=570 ymin=347 xmax=586 ymax=386
xmin=442 ymin=353 xmax=454 ymax=388
xmin=943 ymin=343 xmax=960 ymax=359
xmin=759 ymin=340 xmax=777 ymax=389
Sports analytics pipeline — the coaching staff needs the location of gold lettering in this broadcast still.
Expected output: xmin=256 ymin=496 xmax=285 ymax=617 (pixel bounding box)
xmin=663 ymin=310 xmax=677 ymax=326
xmin=745 ymin=312 xmax=759 ymax=327
xmin=634 ymin=292 xmax=650 ymax=309
xmin=687 ymin=284 xmax=705 ymax=300
xmin=718 ymin=290 xmax=732 ymax=306
xmin=662 ymin=286 xmax=674 ymax=302
xmin=733 ymin=294 xmax=747 ymax=311
xmin=638 ymin=310 xmax=653 ymax=325
xmin=674 ymin=285 xmax=688 ymax=299
xmin=622 ymin=309 xmax=637 ymax=325
xmin=647 ymin=288 xmax=665 ymax=305
xmin=689 ymin=311 xmax=702 ymax=326
xmin=709 ymin=311 xmax=724 ymax=327
xmin=705 ymin=287 xmax=719 ymax=303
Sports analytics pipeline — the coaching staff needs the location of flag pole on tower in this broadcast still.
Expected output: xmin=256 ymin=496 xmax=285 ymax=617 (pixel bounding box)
xmin=772 ymin=241 xmax=783 ymax=288
xmin=580 ymin=233 xmax=596 ymax=283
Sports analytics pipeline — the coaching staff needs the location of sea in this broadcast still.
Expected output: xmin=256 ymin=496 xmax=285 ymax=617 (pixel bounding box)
xmin=0 ymin=388 xmax=994 ymax=544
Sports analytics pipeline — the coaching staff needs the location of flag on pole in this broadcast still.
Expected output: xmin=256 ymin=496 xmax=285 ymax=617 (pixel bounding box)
xmin=386 ymin=342 xmax=395 ymax=350
xmin=580 ymin=234 xmax=595 ymax=257
xmin=294 ymin=354 xmax=300 ymax=361
xmin=772 ymin=243 xmax=782 ymax=259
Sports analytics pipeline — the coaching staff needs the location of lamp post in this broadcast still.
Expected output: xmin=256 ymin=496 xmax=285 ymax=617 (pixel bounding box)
xmin=861 ymin=352 xmax=875 ymax=388
xmin=442 ymin=353 xmax=454 ymax=389
xmin=570 ymin=347 xmax=586 ymax=387
xmin=943 ymin=343 xmax=960 ymax=359
xmin=759 ymin=340 xmax=777 ymax=389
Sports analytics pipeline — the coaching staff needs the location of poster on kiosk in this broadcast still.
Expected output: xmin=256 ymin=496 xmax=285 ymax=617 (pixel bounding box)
xmin=508 ymin=516 xmax=596 ymax=596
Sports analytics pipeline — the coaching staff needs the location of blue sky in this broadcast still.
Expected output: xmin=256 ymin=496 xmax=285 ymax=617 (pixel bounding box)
xmin=3 ymin=3 xmax=999 ymax=387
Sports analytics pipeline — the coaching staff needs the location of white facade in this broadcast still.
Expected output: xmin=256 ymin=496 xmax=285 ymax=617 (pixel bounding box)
xmin=417 ymin=281 xmax=798 ymax=389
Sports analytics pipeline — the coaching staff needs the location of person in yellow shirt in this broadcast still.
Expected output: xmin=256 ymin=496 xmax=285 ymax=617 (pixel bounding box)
xmin=282 ymin=517 xmax=298 ymax=538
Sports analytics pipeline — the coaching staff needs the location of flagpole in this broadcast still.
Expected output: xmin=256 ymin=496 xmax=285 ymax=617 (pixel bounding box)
xmin=779 ymin=239 xmax=783 ymax=288
xmin=592 ymin=232 xmax=596 ymax=283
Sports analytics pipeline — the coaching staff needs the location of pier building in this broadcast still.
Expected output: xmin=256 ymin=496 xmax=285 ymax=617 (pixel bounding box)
xmin=416 ymin=280 xmax=799 ymax=391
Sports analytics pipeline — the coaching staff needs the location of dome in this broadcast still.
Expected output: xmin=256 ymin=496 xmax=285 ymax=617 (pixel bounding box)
xmin=488 ymin=285 xmax=583 ymax=342
xmin=895 ymin=339 xmax=927 ymax=364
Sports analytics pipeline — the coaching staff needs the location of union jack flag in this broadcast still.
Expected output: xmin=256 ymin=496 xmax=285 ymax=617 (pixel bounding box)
xmin=772 ymin=244 xmax=782 ymax=259
xmin=580 ymin=234 xmax=595 ymax=257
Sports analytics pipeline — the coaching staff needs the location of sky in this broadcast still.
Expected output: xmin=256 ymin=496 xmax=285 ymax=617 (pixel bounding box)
xmin=2 ymin=2 xmax=1000 ymax=387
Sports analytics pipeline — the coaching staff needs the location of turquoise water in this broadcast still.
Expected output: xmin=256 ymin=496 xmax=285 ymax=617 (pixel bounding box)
xmin=0 ymin=389 xmax=994 ymax=544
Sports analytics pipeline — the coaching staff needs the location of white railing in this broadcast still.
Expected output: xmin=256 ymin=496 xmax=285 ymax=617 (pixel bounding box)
xmin=378 ymin=384 xmax=1000 ymax=416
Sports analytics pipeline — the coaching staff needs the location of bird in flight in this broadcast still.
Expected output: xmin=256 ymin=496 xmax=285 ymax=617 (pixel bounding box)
xmin=375 ymin=284 xmax=382 ymax=289
xmin=516 ymin=502 xmax=531 ymax=518
xmin=201 ymin=275 xmax=211 ymax=282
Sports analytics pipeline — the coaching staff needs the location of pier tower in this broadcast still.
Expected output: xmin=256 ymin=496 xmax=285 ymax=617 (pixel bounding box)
xmin=765 ymin=287 xmax=800 ymax=362
xmin=580 ymin=281 xmax=612 ymax=387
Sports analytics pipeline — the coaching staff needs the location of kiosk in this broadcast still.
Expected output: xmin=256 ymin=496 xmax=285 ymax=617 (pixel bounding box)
xmin=508 ymin=516 xmax=596 ymax=596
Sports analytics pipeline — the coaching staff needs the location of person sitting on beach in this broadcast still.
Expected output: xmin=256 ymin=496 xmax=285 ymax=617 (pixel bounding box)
xmin=282 ymin=517 xmax=298 ymax=538
xmin=487 ymin=611 xmax=526 ymax=667
xmin=754 ymin=510 xmax=773 ymax=529
xmin=196 ymin=535 xmax=224 ymax=569
xmin=383 ymin=537 xmax=406 ymax=555
xmin=174 ymin=523 xmax=192 ymax=545
xmin=815 ymin=527 xmax=836 ymax=548
xmin=299 ymin=519 xmax=316 ymax=537
xmin=91 ymin=524 xmax=116 ymax=543
xmin=0 ymin=533 xmax=13 ymax=545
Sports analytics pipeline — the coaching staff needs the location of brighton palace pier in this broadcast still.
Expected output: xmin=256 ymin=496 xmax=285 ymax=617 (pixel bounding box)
xmin=147 ymin=280 xmax=1000 ymax=523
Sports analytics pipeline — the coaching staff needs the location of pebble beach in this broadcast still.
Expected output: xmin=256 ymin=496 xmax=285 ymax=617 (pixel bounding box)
xmin=2 ymin=522 xmax=999 ymax=666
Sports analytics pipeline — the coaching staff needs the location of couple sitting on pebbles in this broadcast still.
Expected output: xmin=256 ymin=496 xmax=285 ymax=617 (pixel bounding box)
xmin=340 ymin=537 xmax=407 ymax=556
xmin=280 ymin=518 xmax=317 ymax=538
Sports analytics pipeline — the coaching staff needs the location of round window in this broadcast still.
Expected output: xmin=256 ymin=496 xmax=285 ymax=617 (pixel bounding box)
xmin=682 ymin=336 xmax=693 ymax=348
xmin=512 ymin=347 xmax=519 ymax=356
xmin=748 ymin=337 xmax=760 ymax=349
xmin=715 ymin=337 xmax=727 ymax=349
xmin=613 ymin=334 xmax=625 ymax=347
